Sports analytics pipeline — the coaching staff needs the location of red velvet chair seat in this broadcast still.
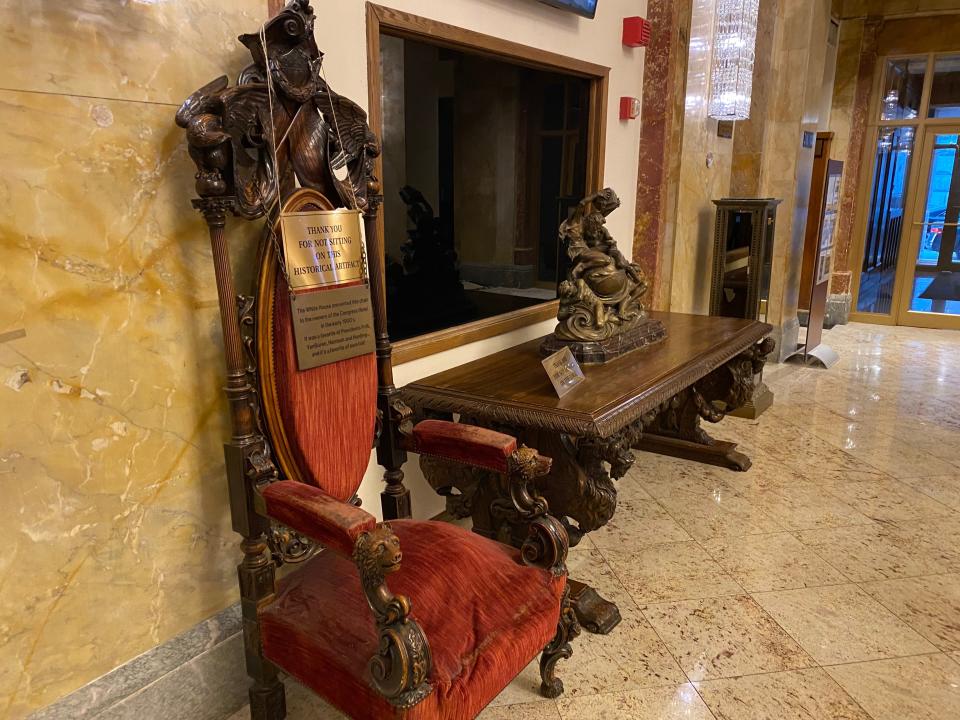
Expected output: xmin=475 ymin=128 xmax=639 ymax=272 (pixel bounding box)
xmin=260 ymin=519 xmax=564 ymax=720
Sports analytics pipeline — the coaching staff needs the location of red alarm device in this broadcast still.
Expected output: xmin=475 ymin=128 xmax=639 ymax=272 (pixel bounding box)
xmin=623 ymin=17 xmax=651 ymax=47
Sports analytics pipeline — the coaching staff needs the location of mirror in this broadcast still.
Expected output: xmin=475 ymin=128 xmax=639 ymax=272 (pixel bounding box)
xmin=378 ymin=33 xmax=594 ymax=341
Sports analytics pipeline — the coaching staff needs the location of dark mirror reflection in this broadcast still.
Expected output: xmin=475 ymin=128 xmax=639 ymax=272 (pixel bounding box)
xmin=379 ymin=33 xmax=591 ymax=341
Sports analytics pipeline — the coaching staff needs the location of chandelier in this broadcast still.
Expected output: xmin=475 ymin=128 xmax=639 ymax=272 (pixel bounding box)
xmin=708 ymin=0 xmax=760 ymax=121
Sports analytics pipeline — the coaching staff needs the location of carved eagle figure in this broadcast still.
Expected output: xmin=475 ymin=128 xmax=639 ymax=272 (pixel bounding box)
xmin=315 ymin=81 xmax=381 ymax=171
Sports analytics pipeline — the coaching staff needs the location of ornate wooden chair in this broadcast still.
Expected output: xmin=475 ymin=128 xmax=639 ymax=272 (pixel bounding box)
xmin=177 ymin=2 xmax=578 ymax=718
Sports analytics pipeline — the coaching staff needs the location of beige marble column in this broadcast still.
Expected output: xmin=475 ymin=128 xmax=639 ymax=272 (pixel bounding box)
xmin=754 ymin=0 xmax=834 ymax=360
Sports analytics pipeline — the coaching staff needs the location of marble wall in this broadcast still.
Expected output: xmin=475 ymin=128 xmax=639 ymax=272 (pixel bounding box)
xmin=1 ymin=0 xmax=651 ymax=716
xmin=667 ymin=0 xmax=735 ymax=315
xmin=0 ymin=1 xmax=266 ymax=717
xmin=632 ymin=0 xmax=691 ymax=310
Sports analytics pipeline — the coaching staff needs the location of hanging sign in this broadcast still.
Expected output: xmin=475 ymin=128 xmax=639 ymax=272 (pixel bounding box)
xmin=280 ymin=209 xmax=365 ymax=290
xmin=290 ymin=284 xmax=375 ymax=370
xmin=278 ymin=207 xmax=374 ymax=370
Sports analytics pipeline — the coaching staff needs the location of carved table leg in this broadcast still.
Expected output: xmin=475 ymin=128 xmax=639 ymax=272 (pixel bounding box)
xmin=634 ymin=338 xmax=775 ymax=472
xmin=567 ymin=579 xmax=622 ymax=634
xmin=635 ymin=433 xmax=752 ymax=471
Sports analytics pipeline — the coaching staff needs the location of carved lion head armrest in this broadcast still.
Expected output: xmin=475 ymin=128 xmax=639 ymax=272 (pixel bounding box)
xmin=403 ymin=418 xmax=569 ymax=576
xmin=259 ymin=481 xmax=433 ymax=708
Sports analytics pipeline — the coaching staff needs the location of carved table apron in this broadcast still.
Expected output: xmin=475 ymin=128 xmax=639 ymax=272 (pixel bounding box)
xmin=402 ymin=312 xmax=774 ymax=634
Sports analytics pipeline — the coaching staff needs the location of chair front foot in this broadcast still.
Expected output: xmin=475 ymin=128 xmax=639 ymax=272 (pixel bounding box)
xmin=539 ymin=589 xmax=581 ymax=699
xmin=249 ymin=678 xmax=286 ymax=720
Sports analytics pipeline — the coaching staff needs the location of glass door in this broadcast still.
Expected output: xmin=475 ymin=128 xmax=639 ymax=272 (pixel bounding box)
xmin=852 ymin=51 xmax=960 ymax=328
xmin=895 ymin=126 xmax=960 ymax=328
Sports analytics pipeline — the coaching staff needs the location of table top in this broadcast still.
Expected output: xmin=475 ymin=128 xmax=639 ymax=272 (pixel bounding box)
xmin=401 ymin=312 xmax=771 ymax=438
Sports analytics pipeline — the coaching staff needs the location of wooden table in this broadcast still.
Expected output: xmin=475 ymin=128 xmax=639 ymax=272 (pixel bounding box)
xmin=402 ymin=312 xmax=773 ymax=633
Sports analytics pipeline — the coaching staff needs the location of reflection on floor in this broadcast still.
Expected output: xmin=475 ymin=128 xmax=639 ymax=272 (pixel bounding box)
xmin=229 ymin=322 xmax=960 ymax=720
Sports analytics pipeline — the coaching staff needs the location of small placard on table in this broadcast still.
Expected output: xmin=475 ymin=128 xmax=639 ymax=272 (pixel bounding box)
xmin=541 ymin=346 xmax=585 ymax=398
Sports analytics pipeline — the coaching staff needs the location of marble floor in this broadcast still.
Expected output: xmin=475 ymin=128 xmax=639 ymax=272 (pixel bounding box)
xmin=229 ymin=322 xmax=960 ymax=720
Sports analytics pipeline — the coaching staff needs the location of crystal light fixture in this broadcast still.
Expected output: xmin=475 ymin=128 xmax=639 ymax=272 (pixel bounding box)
xmin=708 ymin=0 xmax=760 ymax=121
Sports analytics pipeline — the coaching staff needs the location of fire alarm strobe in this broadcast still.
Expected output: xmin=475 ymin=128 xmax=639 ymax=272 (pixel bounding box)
xmin=620 ymin=97 xmax=641 ymax=120
xmin=623 ymin=16 xmax=651 ymax=47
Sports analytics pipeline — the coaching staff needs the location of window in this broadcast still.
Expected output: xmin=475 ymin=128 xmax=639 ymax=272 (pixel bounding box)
xmin=879 ymin=57 xmax=925 ymax=121
xmin=929 ymin=54 xmax=960 ymax=119
xmin=367 ymin=5 xmax=607 ymax=360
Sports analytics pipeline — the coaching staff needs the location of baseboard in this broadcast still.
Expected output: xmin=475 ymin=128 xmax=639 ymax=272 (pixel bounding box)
xmin=28 ymin=604 xmax=246 ymax=720
xmin=825 ymin=293 xmax=852 ymax=327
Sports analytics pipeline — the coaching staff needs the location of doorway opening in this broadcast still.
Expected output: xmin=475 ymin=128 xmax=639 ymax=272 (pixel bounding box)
xmin=852 ymin=52 xmax=960 ymax=328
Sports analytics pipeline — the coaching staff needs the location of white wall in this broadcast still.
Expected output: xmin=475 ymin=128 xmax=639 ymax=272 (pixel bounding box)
xmin=314 ymin=0 xmax=649 ymax=518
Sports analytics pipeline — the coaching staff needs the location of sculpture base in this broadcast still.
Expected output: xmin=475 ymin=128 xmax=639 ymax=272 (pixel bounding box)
xmin=540 ymin=318 xmax=667 ymax=365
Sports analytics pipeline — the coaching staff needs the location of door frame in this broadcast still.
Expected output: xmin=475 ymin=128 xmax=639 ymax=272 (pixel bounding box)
xmin=892 ymin=123 xmax=960 ymax=329
xmin=848 ymin=50 xmax=960 ymax=328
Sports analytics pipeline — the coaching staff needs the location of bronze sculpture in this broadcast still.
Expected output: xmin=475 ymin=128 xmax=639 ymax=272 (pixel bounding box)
xmin=542 ymin=188 xmax=666 ymax=363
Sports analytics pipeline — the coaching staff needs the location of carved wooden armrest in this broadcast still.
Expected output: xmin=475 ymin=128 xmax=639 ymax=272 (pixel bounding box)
xmin=405 ymin=418 xmax=520 ymax=473
xmin=261 ymin=481 xmax=376 ymax=557
xmin=260 ymin=482 xmax=433 ymax=708
xmin=407 ymin=419 xmax=569 ymax=576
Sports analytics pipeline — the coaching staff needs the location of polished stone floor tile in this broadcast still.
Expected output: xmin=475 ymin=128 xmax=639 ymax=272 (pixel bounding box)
xmin=629 ymin=457 xmax=745 ymax=498
xmin=556 ymin=684 xmax=714 ymax=720
xmin=860 ymin=573 xmax=960 ymax=651
xmin=701 ymin=532 xmax=849 ymax=591
xmin=744 ymin=421 xmax=870 ymax=481
xmin=792 ymin=522 xmax=957 ymax=582
xmin=740 ymin=481 xmax=875 ymax=530
xmin=822 ymin=477 xmax=956 ymax=522
xmin=654 ymin=491 xmax=785 ymax=540
xmin=826 ymin=653 xmax=960 ymax=720
xmin=841 ymin=438 xmax=960 ymax=480
xmin=589 ymin=496 xmax=693 ymax=551
xmin=478 ymin=700 xmax=562 ymax=719
xmin=603 ymin=541 xmax=743 ymax=603
xmin=693 ymin=668 xmax=871 ymax=720
xmin=752 ymin=584 xmax=937 ymax=664
xmin=895 ymin=420 xmax=960 ymax=466
xmin=491 ymin=603 xmax=688 ymax=706
xmin=491 ymin=549 xmax=685 ymax=706
xmin=903 ymin=475 xmax=960 ymax=511
xmin=641 ymin=595 xmax=813 ymax=681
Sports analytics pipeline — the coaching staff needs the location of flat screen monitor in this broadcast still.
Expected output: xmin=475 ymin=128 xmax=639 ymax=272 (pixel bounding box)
xmin=538 ymin=0 xmax=598 ymax=19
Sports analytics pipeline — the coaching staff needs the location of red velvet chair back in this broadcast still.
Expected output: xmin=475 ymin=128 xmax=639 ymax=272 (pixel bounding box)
xmin=256 ymin=188 xmax=377 ymax=502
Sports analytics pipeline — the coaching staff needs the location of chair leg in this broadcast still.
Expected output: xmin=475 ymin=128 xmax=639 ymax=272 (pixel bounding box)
xmin=239 ymin=536 xmax=287 ymax=720
xmin=539 ymin=588 xmax=581 ymax=698
xmin=248 ymin=673 xmax=285 ymax=720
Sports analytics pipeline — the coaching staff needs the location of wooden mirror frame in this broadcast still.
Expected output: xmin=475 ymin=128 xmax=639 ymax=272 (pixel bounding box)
xmin=365 ymin=2 xmax=609 ymax=364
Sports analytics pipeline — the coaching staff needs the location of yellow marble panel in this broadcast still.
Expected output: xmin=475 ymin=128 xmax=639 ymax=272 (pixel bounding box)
xmin=0 ymin=88 xmax=260 ymax=718
xmin=669 ymin=0 xmax=733 ymax=315
xmin=0 ymin=0 xmax=263 ymax=105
